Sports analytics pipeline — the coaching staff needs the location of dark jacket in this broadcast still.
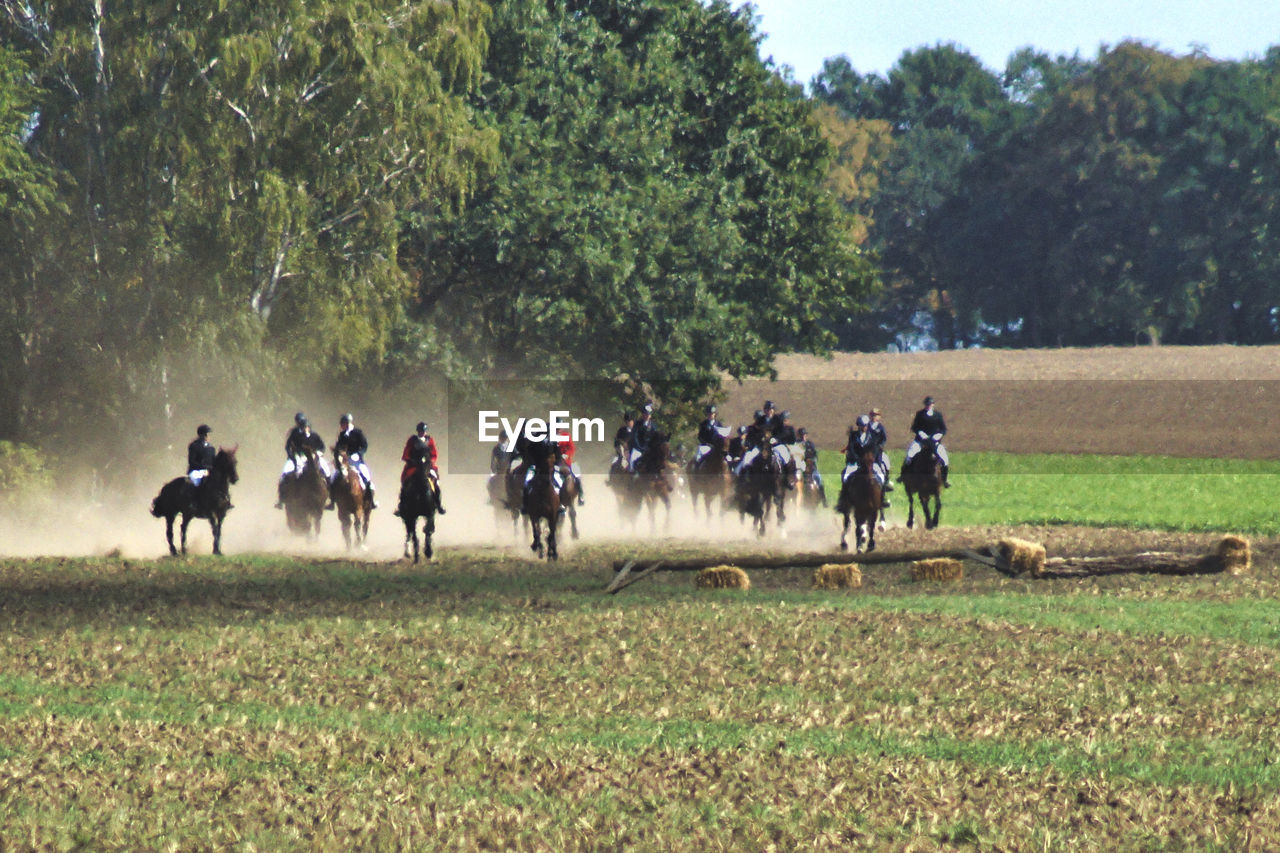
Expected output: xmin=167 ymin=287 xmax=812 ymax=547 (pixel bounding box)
xmin=697 ymin=418 xmax=726 ymax=446
xmin=869 ymin=421 xmax=888 ymax=450
xmin=772 ymin=423 xmax=797 ymax=445
xmin=910 ymin=407 xmax=947 ymax=440
xmin=334 ymin=427 xmax=369 ymax=458
xmin=845 ymin=428 xmax=878 ymax=464
xmin=187 ymin=438 xmax=216 ymax=472
xmin=629 ymin=418 xmax=656 ymax=454
xmin=286 ymin=426 xmax=325 ymax=457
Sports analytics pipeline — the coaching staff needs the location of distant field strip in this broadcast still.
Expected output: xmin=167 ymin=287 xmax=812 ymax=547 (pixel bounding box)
xmin=820 ymin=450 xmax=1280 ymax=534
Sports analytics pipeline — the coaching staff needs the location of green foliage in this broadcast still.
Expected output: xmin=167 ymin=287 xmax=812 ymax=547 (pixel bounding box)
xmin=0 ymin=440 xmax=54 ymax=507
xmin=408 ymin=0 xmax=876 ymax=409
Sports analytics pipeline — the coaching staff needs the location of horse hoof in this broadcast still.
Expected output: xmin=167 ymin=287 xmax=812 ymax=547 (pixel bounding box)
xmin=839 ymin=542 xmax=848 ymax=551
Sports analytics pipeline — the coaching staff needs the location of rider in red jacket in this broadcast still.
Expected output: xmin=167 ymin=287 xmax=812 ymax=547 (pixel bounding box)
xmin=396 ymin=421 xmax=446 ymax=515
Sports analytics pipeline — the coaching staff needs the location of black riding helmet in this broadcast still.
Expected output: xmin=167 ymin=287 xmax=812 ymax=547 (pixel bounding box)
xmin=295 ymin=411 xmax=306 ymax=425
xmin=197 ymin=424 xmax=212 ymax=436
xmin=416 ymin=421 xmax=428 ymax=433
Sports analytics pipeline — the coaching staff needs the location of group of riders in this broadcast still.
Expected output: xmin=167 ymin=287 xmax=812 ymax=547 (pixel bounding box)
xmin=179 ymin=395 xmax=950 ymax=518
xmin=616 ymin=394 xmax=951 ymax=503
xmin=185 ymin=413 xmax=447 ymax=516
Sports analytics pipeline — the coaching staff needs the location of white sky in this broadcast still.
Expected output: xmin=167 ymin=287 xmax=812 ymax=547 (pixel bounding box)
xmin=742 ymin=0 xmax=1280 ymax=84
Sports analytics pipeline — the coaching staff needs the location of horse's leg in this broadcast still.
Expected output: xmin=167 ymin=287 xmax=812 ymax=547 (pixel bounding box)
xmin=547 ymin=512 xmax=558 ymax=561
xmin=179 ymin=514 xmax=192 ymax=555
xmin=211 ymin=514 xmax=223 ymax=556
xmin=403 ymin=518 xmax=414 ymax=561
xmin=530 ymin=516 xmax=543 ymax=556
xmin=424 ymin=511 xmax=434 ymax=560
xmin=906 ymin=490 xmax=916 ymax=529
xmin=165 ymin=515 xmax=178 ymax=556
xmin=569 ymin=502 xmax=579 ymax=540
xmin=840 ymin=510 xmax=850 ymax=551
xmin=929 ymin=493 xmax=941 ymax=530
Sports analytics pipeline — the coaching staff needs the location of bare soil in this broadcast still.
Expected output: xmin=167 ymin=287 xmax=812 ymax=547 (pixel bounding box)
xmin=724 ymin=344 xmax=1280 ymax=458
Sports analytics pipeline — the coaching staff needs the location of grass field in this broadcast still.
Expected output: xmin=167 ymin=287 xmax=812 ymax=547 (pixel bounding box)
xmin=1 ymin=549 xmax=1278 ymax=850
xmin=818 ymin=450 xmax=1280 ymax=535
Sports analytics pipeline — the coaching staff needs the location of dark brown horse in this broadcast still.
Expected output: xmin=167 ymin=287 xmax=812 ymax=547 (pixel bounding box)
xmin=150 ymin=447 xmax=239 ymax=555
xmin=622 ymin=433 xmax=676 ymax=533
xmin=397 ymin=457 xmax=437 ymax=563
xmin=687 ymin=436 xmax=732 ymax=521
xmin=837 ymin=448 xmax=881 ymax=552
xmin=735 ymin=440 xmax=785 ymax=537
xmin=282 ymin=446 xmax=327 ymax=539
xmin=522 ymin=442 xmax=561 ymax=560
xmin=902 ymin=438 xmax=944 ymax=530
xmin=331 ymin=449 xmax=371 ymax=550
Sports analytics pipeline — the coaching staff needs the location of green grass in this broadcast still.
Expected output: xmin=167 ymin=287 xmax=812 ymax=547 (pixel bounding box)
xmin=819 ymin=449 xmax=1280 ymax=534
xmin=2 ymin=550 xmax=1280 ymax=849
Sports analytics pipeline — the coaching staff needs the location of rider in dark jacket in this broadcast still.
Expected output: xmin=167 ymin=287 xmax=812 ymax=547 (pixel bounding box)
xmin=333 ymin=412 xmax=377 ymax=509
xmin=187 ymin=424 xmax=216 ymax=487
xmin=900 ymin=396 xmax=950 ymax=487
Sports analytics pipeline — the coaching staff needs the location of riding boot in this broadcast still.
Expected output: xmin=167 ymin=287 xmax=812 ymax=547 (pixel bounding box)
xmin=368 ymin=486 xmax=378 ymax=510
xmin=435 ymin=481 xmax=447 ymax=514
xmin=942 ymin=464 xmax=951 ymax=488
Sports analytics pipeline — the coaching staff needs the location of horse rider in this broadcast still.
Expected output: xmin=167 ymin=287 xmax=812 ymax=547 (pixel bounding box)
xmin=734 ymin=410 xmax=769 ymax=478
xmin=187 ymin=424 xmax=216 ymax=488
xmin=868 ymin=407 xmax=895 ymax=499
xmin=727 ymin=425 xmax=748 ymax=466
xmin=276 ymin=413 xmax=330 ymax=509
xmin=396 ymin=420 xmax=447 ymax=515
xmin=899 ymin=395 xmax=950 ymax=488
xmin=613 ymin=411 xmax=635 ymax=471
xmin=491 ymin=429 xmax=512 ymax=475
xmin=558 ymin=433 xmax=586 ymax=505
xmin=692 ymin=404 xmax=729 ymax=467
xmin=627 ymin=403 xmax=658 ymax=474
xmin=332 ymin=412 xmax=378 ymax=509
xmin=843 ymin=415 xmax=883 ymax=479
xmin=797 ymin=427 xmax=825 ymax=500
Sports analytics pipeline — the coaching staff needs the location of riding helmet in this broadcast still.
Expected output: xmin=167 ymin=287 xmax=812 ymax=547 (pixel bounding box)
xmin=643 ymin=402 xmax=654 ymax=414
xmin=295 ymin=411 xmax=306 ymax=425
xmin=763 ymin=400 xmax=775 ymax=410
xmin=298 ymin=417 xmax=310 ymax=428
xmin=923 ymin=396 xmax=935 ymax=406
xmin=341 ymin=412 xmax=353 ymax=425
xmin=857 ymin=414 xmax=870 ymax=427
xmin=781 ymin=410 xmax=791 ymax=420
xmin=197 ymin=424 xmax=212 ymax=436
xmin=623 ymin=411 xmax=634 ymax=421
xmin=705 ymin=404 xmax=716 ymax=414
xmin=416 ymin=421 xmax=428 ymax=432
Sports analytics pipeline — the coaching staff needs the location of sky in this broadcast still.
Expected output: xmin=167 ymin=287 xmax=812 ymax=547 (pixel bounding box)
xmin=742 ymin=0 xmax=1280 ymax=85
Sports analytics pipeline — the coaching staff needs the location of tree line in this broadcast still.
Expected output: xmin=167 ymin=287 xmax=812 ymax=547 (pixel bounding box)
xmin=813 ymin=40 xmax=1280 ymax=349
xmin=2 ymin=0 xmax=1278 ymax=469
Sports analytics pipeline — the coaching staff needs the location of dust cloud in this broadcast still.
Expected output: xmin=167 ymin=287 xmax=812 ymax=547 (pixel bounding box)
xmin=0 ymin=378 xmax=845 ymax=560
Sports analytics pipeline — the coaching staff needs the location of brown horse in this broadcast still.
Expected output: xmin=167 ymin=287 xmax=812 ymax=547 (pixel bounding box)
xmin=331 ymin=449 xmax=370 ymax=550
xmin=836 ymin=448 xmax=881 ymax=552
xmin=282 ymin=446 xmax=327 ymax=539
xmin=902 ymin=438 xmax=944 ymax=530
xmin=687 ymin=436 xmax=732 ymax=521
xmin=522 ymin=442 xmax=561 ymax=560
xmin=621 ymin=433 xmax=676 ymax=534
xmin=735 ymin=440 xmax=785 ymax=537
xmin=150 ymin=447 xmax=239 ymax=555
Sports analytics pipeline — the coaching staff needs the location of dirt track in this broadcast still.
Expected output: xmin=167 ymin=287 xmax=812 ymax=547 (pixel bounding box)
xmin=723 ymin=344 xmax=1280 ymax=458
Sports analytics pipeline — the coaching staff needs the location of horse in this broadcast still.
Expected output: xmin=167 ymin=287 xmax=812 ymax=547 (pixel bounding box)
xmin=687 ymin=436 xmax=732 ymax=521
xmin=522 ymin=442 xmax=561 ymax=560
xmin=622 ymin=433 xmax=676 ymax=534
xmin=397 ymin=457 xmax=438 ymax=563
xmin=735 ymin=440 xmax=785 ymax=537
xmin=836 ymin=448 xmax=882 ymax=552
xmin=281 ymin=446 xmax=328 ymax=539
xmin=331 ymin=449 xmax=371 ymax=550
xmin=794 ymin=452 xmax=828 ymax=511
xmin=150 ymin=447 xmax=239 ymax=555
xmin=902 ymin=437 xmax=944 ymax=530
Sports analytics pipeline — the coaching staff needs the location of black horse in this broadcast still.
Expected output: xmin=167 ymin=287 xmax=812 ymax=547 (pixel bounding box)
xmin=398 ymin=456 xmax=438 ymax=563
xmin=150 ymin=447 xmax=239 ymax=555
xmin=902 ymin=437 xmax=944 ymax=530
xmin=735 ymin=440 xmax=785 ymax=537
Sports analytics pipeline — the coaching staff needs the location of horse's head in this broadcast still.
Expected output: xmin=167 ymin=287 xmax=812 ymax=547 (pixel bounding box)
xmin=215 ymin=446 xmax=240 ymax=484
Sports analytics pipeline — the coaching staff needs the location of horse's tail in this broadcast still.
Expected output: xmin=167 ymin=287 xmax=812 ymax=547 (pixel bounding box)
xmin=149 ymin=495 xmax=163 ymax=517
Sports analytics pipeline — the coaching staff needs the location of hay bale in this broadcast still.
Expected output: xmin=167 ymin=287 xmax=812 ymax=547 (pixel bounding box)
xmin=911 ymin=558 xmax=963 ymax=582
xmin=1216 ymin=535 xmax=1251 ymax=575
xmin=695 ymin=565 xmax=751 ymax=590
xmin=812 ymin=563 xmax=862 ymax=589
xmin=998 ymin=537 xmax=1047 ymax=577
